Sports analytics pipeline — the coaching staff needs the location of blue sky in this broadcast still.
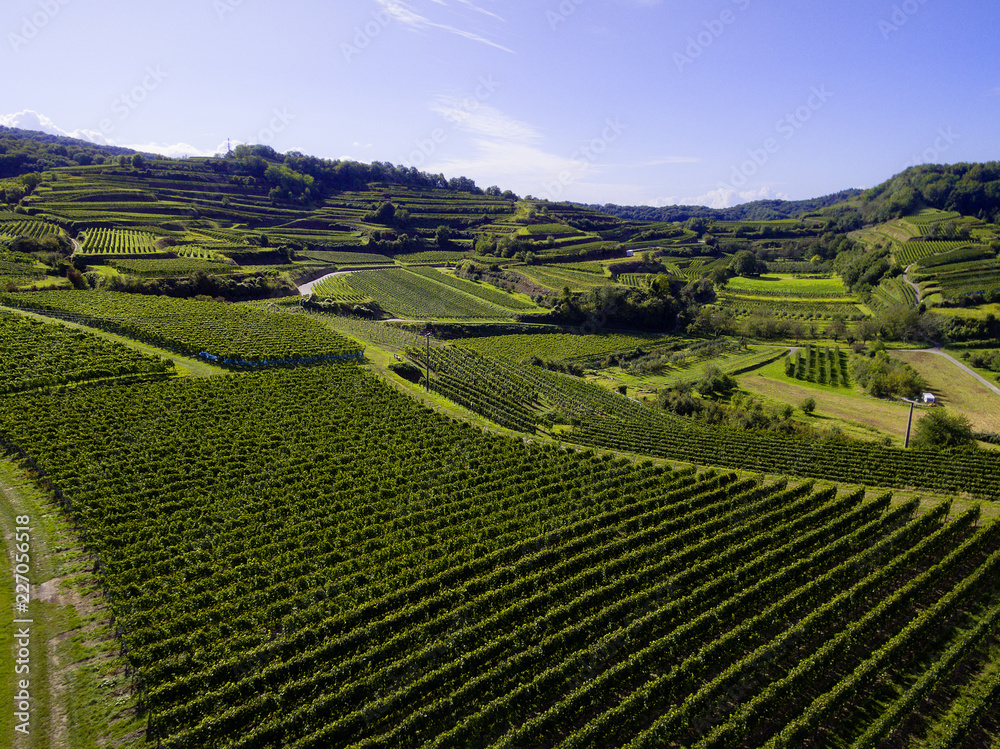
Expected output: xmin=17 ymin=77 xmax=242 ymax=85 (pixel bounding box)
xmin=3 ymin=0 xmax=998 ymax=207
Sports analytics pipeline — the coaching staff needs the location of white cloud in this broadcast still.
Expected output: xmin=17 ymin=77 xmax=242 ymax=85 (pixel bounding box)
xmin=374 ymin=0 xmax=513 ymax=53
xmin=0 ymin=110 xmax=113 ymax=145
xmin=1 ymin=109 xmax=218 ymax=158
xmin=650 ymin=184 xmax=789 ymax=209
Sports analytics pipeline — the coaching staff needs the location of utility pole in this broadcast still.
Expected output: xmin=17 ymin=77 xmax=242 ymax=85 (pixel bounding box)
xmin=903 ymin=399 xmax=916 ymax=448
xmin=422 ymin=329 xmax=432 ymax=391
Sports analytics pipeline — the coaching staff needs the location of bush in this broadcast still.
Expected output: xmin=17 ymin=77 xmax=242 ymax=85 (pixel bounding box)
xmin=911 ymin=409 xmax=978 ymax=450
xmin=800 ymin=397 xmax=817 ymax=415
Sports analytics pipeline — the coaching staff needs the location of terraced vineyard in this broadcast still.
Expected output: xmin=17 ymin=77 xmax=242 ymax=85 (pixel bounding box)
xmin=871 ymin=276 xmax=918 ymax=309
xmin=0 ymin=217 xmax=63 ymax=238
xmin=107 ymin=257 xmax=237 ymax=276
xmin=301 ymin=250 xmax=393 ymax=265
xmin=0 ymin=291 xmax=363 ymax=365
xmin=406 ymin=266 xmax=538 ymax=311
xmin=311 ymin=274 xmax=373 ymax=302
xmin=518 ymin=265 xmax=610 ymax=291
xmin=895 ymin=241 xmax=973 ymax=265
xmin=0 ymin=308 xmax=173 ymax=393
xmin=345 ymin=268 xmax=517 ymax=319
xmin=79 ymin=228 xmax=158 ymax=254
xmin=457 ymin=332 xmax=672 ymax=362
xmin=1 ymin=364 xmax=998 ymax=747
xmin=713 ymin=294 xmax=866 ymax=321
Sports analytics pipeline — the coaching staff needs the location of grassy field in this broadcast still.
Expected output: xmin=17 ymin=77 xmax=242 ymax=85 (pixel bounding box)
xmin=457 ymin=332 xmax=670 ymax=362
xmin=737 ymin=358 xmax=923 ymax=444
xmin=0 ymin=460 xmax=144 ymax=748
xmin=934 ymin=303 xmax=1000 ymax=320
xmin=724 ymin=273 xmax=849 ymax=296
xmin=889 ymin=350 xmax=1000 ymax=433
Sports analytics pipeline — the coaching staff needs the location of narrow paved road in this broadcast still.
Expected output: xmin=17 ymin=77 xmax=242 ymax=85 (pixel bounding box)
xmin=903 ymin=264 xmax=922 ymax=306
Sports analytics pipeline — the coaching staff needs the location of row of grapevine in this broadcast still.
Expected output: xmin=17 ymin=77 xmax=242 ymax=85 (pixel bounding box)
xmin=79 ymin=228 xmax=158 ymax=254
xmin=0 ymin=291 xmax=364 ymax=365
xmin=786 ymin=345 xmax=850 ymax=386
xmin=714 ymin=294 xmax=867 ymax=320
xmin=0 ymin=308 xmax=173 ymax=393
xmin=3 ymin=363 xmax=995 ymax=747
xmin=406 ymin=266 xmax=537 ymax=310
xmin=895 ymin=241 xmax=973 ymax=265
xmin=0 ymin=218 xmax=62 ymax=239
xmin=108 ymin=257 xmax=236 ymax=277
xmin=346 ymin=268 xmax=515 ymax=319
xmin=457 ymin=332 xmax=671 ymax=363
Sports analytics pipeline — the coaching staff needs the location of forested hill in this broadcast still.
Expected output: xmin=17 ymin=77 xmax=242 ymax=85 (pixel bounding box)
xmin=0 ymin=126 xmax=511 ymax=202
xmin=589 ymin=189 xmax=864 ymax=223
xmin=850 ymin=162 xmax=1000 ymax=225
xmin=0 ymin=125 xmax=141 ymax=177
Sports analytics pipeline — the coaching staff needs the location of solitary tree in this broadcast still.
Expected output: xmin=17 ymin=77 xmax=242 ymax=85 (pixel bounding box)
xmin=910 ymin=409 xmax=977 ymax=450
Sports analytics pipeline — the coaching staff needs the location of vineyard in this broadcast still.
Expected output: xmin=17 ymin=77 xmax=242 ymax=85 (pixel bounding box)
xmin=0 ymin=291 xmax=363 ymax=365
xmin=406 ymin=266 xmax=539 ymax=311
xmin=79 ymin=228 xmax=158 ymax=255
xmin=108 ymin=257 xmax=237 ymax=276
xmin=391 ymin=342 xmax=1000 ymax=498
xmin=518 ymin=265 xmax=610 ymax=292
xmin=713 ymin=294 xmax=867 ymax=321
xmin=0 ymin=217 xmax=62 ymax=239
xmin=345 ymin=268 xmax=516 ymax=320
xmin=871 ymin=276 xmax=918 ymax=309
xmin=311 ymin=274 xmax=374 ymax=303
xmin=0 ymin=364 xmax=998 ymax=747
xmin=723 ymin=274 xmax=849 ymax=297
xmin=895 ymin=241 xmax=973 ymax=265
xmin=787 ymin=345 xmax=851 ymax=386
xmin=457 ymin=332 xmax=672 ymax=362
xmin=0 ymin=308 xmax=173 ymax=393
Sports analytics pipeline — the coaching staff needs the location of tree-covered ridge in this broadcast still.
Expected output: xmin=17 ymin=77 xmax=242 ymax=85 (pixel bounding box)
xmin=0 ymin=125 xmax=140 ymax=177
xmin=857 ymin=162 xmax=1000 ymax=225
xmin=588 ymin=189 xmax=864 ymax=223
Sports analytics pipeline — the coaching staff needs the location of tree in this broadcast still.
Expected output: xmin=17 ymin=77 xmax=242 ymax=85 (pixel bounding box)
xmin=731 ymin=250 xmax=765 ymax=277
xmin=131 ymin=153 xmax=145 ymax=169
xmin=435 ymin=225 xmax=451 ymax=247
xmin=800 ymin=396 xmax=817 ymax=415
xmin=910 ymin=409 xmax=977 ymax=450
xmin=828 ymin=316 xmax=848 ymax=342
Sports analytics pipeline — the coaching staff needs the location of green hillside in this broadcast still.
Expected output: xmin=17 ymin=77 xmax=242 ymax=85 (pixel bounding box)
xmin=2 ymin=127 xmax=1000 ymax=748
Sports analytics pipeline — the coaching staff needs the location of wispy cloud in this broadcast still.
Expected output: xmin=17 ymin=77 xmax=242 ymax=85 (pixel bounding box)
xmin=374 ymin=0 xmax=513 ymax=53
xmin=432 ymin=98 xmax=541 ymax=142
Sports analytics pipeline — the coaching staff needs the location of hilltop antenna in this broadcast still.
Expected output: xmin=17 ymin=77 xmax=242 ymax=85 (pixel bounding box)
xmin=227 ymin=138 xmax=232 ymax=155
